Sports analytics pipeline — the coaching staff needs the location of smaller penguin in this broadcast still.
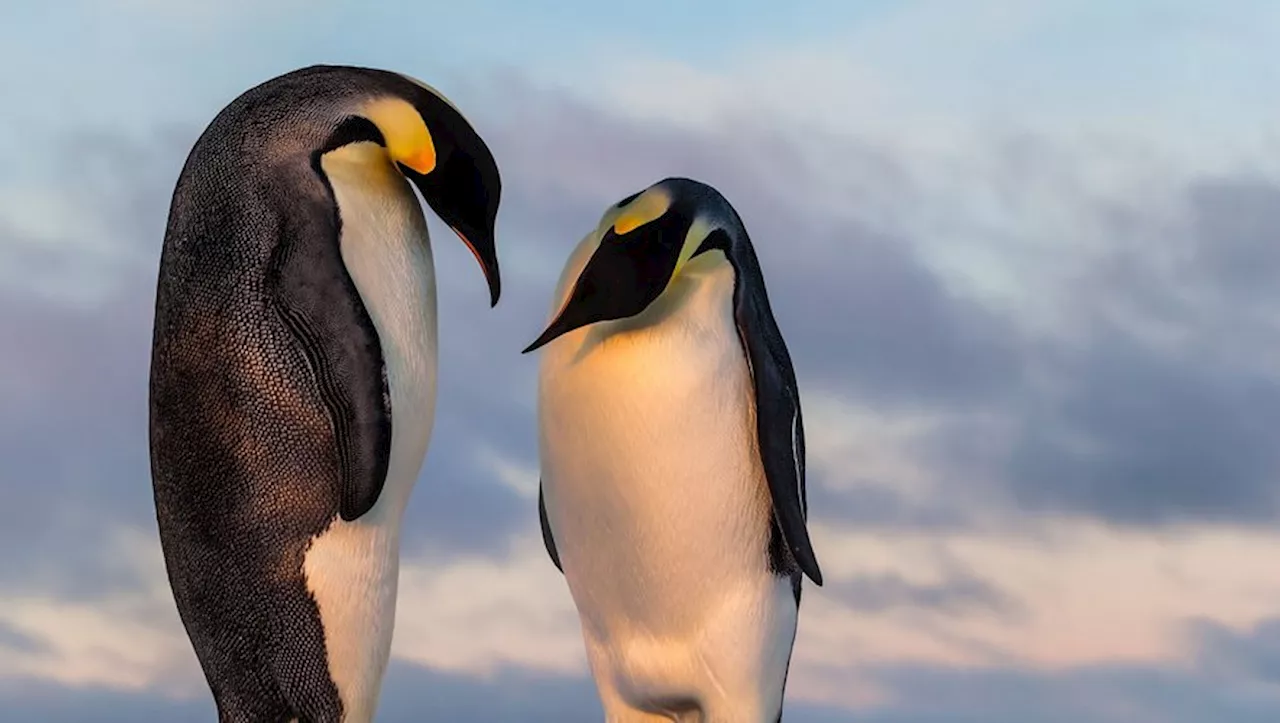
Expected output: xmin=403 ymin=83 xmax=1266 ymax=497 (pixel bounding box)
xmin=524 ymin=178 xmax=823 ymax=722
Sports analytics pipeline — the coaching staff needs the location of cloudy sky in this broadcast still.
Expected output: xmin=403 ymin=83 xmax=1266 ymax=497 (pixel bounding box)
xmin=3 ymin=0 xmax=1280 ymax=720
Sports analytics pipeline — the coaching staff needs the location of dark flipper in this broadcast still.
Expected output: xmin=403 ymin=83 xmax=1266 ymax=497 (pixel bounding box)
xmin=721 ymin=230 xmax=823 ymax=588
xmin=538 ymin=479 xmax=563 ymax=573
xmin=266 ymin=174 xmax=392 ymax=522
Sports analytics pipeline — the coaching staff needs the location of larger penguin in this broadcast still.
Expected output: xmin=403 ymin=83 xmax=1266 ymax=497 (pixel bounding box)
xmin=148 ymin=65 xmax=501 ymax=723
xmin=524 ymin=177 xmax=823 ymax=722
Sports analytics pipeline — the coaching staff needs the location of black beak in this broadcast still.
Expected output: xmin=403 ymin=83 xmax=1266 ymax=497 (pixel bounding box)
xmin=399 ymin=163 xmax=503 ymax=307
xmin=521 ymin=223 xmax=685 ymax=354
xmin=451 ymin=224 xmax=501 ymax=307
xmin=522 ymin=303 xmax=597 ymax=354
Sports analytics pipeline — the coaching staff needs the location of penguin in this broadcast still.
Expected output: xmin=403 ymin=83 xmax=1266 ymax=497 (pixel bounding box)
xmin=148 ymin=65 xmax=501 ymax=723
xmin=523 ymin=177 xmax=823 ymax=722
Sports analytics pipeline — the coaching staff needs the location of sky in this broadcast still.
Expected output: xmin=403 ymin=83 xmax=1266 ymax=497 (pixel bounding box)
xmin=2 ymin=0 xmax=1280 ymax=720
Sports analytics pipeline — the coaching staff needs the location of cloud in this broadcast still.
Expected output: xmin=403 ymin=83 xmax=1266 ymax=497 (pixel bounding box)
xmin=391 ymin=534 xmax=584 ymax=677
xmin=834 ymin=570 xmax=1021 ymax=618
xmin=579 ymin=0 xmax=1280 ymax=164
xmin=1194 ymin=616 xmax=1280 ymax=686
xmin=1006 ymin=329 xmax=1280 ymax=525
xmin=0 ymin=283 xmax=157 ymax=588
xmin=844 ymin=659 xmax=1280 ymax=723
xmin=1002 ymin=174 xmax=1280 ymax=526
xmin=14 ymin=512 xmax=1280 ymax=715
xmin=0 ymin=528 xmax=201 ymax=693
xmin=792 ymin=521 xmax=1280 ymax=689
xmin=1186 ymin=177 xmax=1280 ymax=309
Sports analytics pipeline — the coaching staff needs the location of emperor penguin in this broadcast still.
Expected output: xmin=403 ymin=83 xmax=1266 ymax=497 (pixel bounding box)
xmin=148 ymin=65 xmax=502 ymax=723
xmin=523 ymin=177 xmax=823 ymax=722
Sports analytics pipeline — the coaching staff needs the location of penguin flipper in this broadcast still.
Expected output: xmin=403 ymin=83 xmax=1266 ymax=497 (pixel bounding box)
xmin=538 ymin=479 xmax=563 ymax=573
xmin=267 ymin=203 xmax=392 ymax=522
xmin=729 ymin=237 xmax=823 ymax=587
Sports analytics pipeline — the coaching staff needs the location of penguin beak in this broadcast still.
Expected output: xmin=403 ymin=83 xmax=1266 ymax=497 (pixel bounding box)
xmin=522 ymin=231 xmax=681 ymax=354
xmin=399 ymin=165 xmax=502 ymax=307
xmin=523 ymin=286 xmax=623 ymax=354
xmin=522 ymin=307 xmax=587 ymax=354
xmin=451 ymin=224 xmax=501 ymax=308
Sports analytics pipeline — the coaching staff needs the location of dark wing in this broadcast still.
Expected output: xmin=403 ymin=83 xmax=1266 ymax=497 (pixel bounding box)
xmin=539 ymin=479 xmax=563 ymax=573
xmin=729 ymin=236 xmax=823 ymax=587
xmin=265 ymin=169 xmax=392 ymax=522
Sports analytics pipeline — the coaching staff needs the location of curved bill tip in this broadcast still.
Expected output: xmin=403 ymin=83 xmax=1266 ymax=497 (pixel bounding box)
xmin=453 ymin=227 xmax=501 ymax=307
xmin=521 ymin=328 xmax=556 ymax=354
xmin=521 ymin=312 xmax=577 ymax=354
xmin=485 ymin=274 xmax=501 ymax=308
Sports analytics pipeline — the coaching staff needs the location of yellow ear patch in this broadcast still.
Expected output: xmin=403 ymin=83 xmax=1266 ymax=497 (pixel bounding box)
xmin=612 ymin=189 xmax=671 ymax=236
xmin=363 ymin=97 xmax=436 ymax=174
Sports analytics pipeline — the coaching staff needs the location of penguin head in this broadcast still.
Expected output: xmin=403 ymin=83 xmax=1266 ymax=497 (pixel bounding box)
xmin=325 ymin=75 xmax=503 ymax=305
xmin=522 ymin=177 xmax=739 ymax=353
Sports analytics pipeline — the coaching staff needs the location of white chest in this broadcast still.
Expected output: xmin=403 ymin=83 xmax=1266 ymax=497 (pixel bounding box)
xmin=326 ymin=149 xmax=440 ymax=481
xmin=300 ymin=145 xmax=439 ymax=722
xmin=537 ymin=253 xmax=772 ymax=631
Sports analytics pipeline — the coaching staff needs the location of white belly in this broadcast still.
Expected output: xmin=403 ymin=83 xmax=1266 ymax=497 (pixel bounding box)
xmin=536 ymin=250 xmax=796 ymax=719
xmin=303 ymin=145 xmax=439 ymax=722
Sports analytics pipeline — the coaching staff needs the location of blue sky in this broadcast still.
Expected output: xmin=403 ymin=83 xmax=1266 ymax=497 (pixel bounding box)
xmin=3 ymin=1 xmax=1280 ymax=721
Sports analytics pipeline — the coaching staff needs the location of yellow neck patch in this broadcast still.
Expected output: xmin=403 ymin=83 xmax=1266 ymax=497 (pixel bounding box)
xmin=671 ymin=216 xmax=728 ymax=279
xmin=363 ymin=97 xmax=436 ymax=175
xmin=612 ymin=189 xmax=672 ymax=236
